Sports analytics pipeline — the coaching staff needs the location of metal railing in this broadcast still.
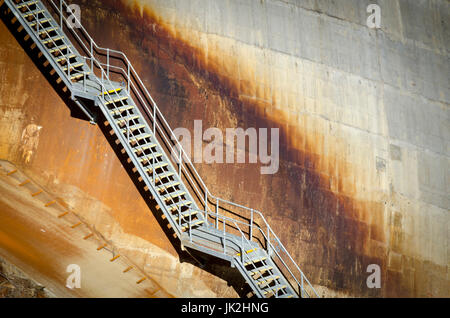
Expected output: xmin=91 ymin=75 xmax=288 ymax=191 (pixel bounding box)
xmin=40 ymin=0 xmax=319 ymax=297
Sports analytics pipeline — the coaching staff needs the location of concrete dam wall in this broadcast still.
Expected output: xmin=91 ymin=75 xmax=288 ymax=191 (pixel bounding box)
xmin=0 ymin=0 xmax=448 ymax=297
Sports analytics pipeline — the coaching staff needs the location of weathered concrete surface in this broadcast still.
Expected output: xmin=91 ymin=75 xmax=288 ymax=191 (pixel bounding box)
xmin=112 ymin=0 xmax=449 ymax=297
xmin=0 ymin=161 xmax=174 ymax=297
xmin=0 ymin=256 xmax=51 ymax=298
xmin=0 ymin=0 xmax=448 ymax=298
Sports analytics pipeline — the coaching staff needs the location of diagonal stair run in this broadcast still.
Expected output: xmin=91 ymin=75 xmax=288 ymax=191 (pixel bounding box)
xmin=2 ymin=0 xmax=319 ymax=298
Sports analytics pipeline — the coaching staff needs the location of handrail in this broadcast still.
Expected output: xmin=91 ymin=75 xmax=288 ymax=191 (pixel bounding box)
xmin=44 ymin=0 xmax=318 ymax=297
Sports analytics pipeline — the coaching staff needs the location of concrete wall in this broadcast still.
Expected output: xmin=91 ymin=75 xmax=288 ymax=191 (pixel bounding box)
xmin=0 ymin=0 xmax=448 ymax=297
xmin=119 ymin=0 xmax=448 ymax=297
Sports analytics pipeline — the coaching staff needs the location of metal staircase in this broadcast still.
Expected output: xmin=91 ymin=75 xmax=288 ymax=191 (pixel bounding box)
xmin=2 ymin=0 xmax=319 ymax=298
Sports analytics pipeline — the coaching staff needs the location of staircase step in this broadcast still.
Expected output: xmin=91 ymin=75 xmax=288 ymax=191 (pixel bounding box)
xmin=173 ymin=210 xmax=198 ymax=222
xmin=250 ymin=265 xmax=273 ymax=276
xmin=49 ymin=44 xmax=70 ymax=53
xmin=256 ymin=275 xmax=280 ymax=286
xmin=152 ymin=172 xmax=175 ymax=184
xmin=236 ymin=248 xmax=258 ymax=257
xmin=163 ymin=190 xmax=186 ymax=202
xmin=101 ymin=87 xmax=122 ymax=95
xmin=29 ymin=18 xmax=50 ymax=27
xmin=116 ymin=115 xmax=140 ymax=125
xmin=278 ymin=293 xmax=294 ymax=299
xmin=104 ymin=95 xmax=128 ymax=105
xmin=120 ymin=124 xmax=146 ymax=133
xmin=109 ymin=105 xmax=134 ymax=115
xmin=157 ymin=181 xmax=180 ymax=192
xmin=62 ymin=62 xmax=84 ymax=71
xmin=133 ymin=142 xmax=156 ymax=152
xmin=263 ymin=285 xmax=287 ymax=295
xmin=139 ymin=152 xmax=163 ymax=163
xmin=145 ymin=162 xmax=169 ymax=172
xmin=37 ymin=26 xmax=57 ymax=35
xmin=167 ymin=200 xmax=191 ymax=212
xmin=42 ymin=35 xmax=64 ymax=44
xmin=17 ymin=0 xmax=39 ymax=9
xmin=181 ymin=220 xmax=205 ymax=231
xmin=70 ymin=72 xmax=88 ymax=80
xmin=55 ymin=54 xmax=76 ymax=62
xmin=22 ymin=9 xmax=44 ymax=18
xmin=244 ymin=256 xmax=267 ymax=266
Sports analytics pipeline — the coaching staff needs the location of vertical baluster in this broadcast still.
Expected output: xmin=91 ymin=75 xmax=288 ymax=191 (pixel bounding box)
xmin=127 ymin=62 xmax=130 ymax=94
xmin=189 ymin=208 xmax=192 ymax=242
xmin=301 ymin=274 xmax=304 ymax=298
xmin=178 ymin=148 xmax=182 ymax=177
xmin=215 ymin=199 xmax=219 ymax=230
xmin=90 ymin=40 xmax=93 ymax=71
xmin=250 ymin=208 xmax=253 ymax=241
xmin=59 ymin=0 xmax=63 ymax=30
xmin=126 ymin=108 xmax=129 ymax=143
xmin=204 ymin=192 xmax=208 ymax=227
xmin=223 ymin=217 xmax=226 ymax=255
xmin=153 ymin=105 xmax=156 ymax=136
xmin=107 ymin=48 xmax=110 ymax=78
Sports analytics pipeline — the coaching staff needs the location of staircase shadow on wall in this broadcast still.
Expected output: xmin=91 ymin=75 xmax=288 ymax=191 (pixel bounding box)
xmin=0 ymin=3 xmax=253 ymax=298
xmin=96 ymin=112 xmax=253 ymax=298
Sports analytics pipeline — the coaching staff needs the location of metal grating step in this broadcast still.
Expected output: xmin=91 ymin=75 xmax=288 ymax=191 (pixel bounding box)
xmin=157 ymin=181 xmax=180 ymax=193
xmin=145 ymin=162 xmax=169 ymax=173
xmin=29 ymin=18 xmax=50 ymax=27
xmin=16 ymin=0 xmax=39 ymax=9
xmin=22 ymin=9 xmax=44 ymax=18
xmin=163 ymin=190 xmax=186 ymax=201
xmin=109 ymin=105 xmax=134 ymax=115
xmin=42 ymin=35 xmax=64 ymax=44
xmin=167 ymin=200 xmax=192 ymax=212
xmin=173 ymin=210 xmax=198 ymax=222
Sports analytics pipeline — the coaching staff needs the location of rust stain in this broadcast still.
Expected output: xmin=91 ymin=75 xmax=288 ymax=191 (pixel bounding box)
xmin=3 ymin=0 xmax=432 ymax=297
xmin=99 ymin=0 xmax=390 ymax=296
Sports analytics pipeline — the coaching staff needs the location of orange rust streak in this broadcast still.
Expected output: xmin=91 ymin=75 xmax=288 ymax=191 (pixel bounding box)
xmin=105 ymin=0 xmax=389 ymax=296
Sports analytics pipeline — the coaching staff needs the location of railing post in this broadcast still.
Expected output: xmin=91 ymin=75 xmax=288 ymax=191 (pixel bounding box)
xmin=215 ymin=199 xmax=219 ymax=230
xmin=204 ymin=192 xmax=208 ymax=227
xmin=37 ymin=12 xmax=40 ymax=34
xmin=267 ymin=228 xmax=270 ymax=253
xmin=301 ymin=274 xmax=304 ymax=298
xmin=249 ymin=208 xmax=253 ymax=241
xmin=107 ymin=48 xmax=110 ymax=78
xmin=241 ymin=235 xmax=244 ymax=263
xmin=223 ymin=217 xmax=226 ymax=254
xmin=189 ymin=208 xmax=192 ymax=242
xmin=90 ymin=40 xmax=93 ymax=71
xmin=178 ymin=148 xmax=182 ymax=177
xmin=126 ymin=113 xmax=129 ymax=142
xmin=127 ymin=62 xmax=130 ymax=94
xmin=153 ymin=105 xmax=156 ymax=136
xmin=60 ymin=0 xmax=63 ymax=30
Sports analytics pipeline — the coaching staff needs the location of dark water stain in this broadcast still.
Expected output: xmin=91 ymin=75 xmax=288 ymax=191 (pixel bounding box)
xmin=74 ymin=0 xmax=392 ymax=296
